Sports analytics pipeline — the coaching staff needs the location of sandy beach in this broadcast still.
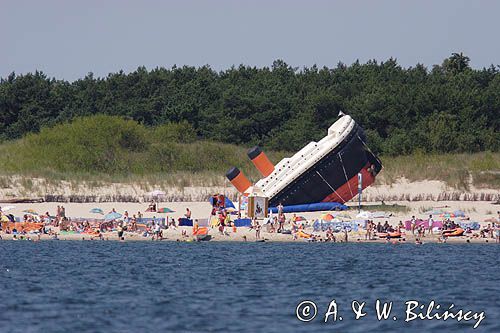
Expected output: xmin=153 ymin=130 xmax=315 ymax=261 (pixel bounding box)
xmin=2 ymin=199 xmax=498 ymax=244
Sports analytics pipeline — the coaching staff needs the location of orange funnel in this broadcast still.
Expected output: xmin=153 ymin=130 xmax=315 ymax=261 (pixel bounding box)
xmin=247 ymin=146 xmax=274 ymax=177
xmin=226 ymin=167 xmax=252 ymax=193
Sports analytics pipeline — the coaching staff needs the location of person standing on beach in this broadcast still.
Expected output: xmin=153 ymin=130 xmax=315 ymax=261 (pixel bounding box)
xmin=428 ymin=215 xmax=434 ymax=235
xmin=154 ymin=223 xmax=162 ymax=240
xmin=117 ymin=223 xmax=124 ymax=241
xmin=255 ymin=221 xmax=261 ymax=240
xmin=277 ymin=202 xmax=283 ymax=216
xmin=410 ymin=216 xmax=416 ymax=235
xmin=278 ymin=213 xmax=285 ymax=233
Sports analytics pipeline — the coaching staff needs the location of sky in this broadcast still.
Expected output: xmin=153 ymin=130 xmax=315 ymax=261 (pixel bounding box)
xmin=1 ymin=0 xmax=499 ymax=81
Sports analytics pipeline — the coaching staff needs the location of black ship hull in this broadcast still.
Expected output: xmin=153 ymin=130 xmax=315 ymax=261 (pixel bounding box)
xmin=269 ymin=124 xmax=382 ymax=207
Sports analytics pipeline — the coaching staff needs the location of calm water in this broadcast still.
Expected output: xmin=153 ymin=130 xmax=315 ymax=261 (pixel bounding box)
xmin=0 ymin=241 xmax=498 ymax=333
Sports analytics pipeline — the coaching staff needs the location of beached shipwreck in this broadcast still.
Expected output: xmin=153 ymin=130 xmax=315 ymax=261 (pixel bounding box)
xmin=226 ymin=113 xmax=382 ymax=212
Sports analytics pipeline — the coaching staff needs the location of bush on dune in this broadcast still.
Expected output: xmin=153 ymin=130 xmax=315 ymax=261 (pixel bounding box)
xmin=0 ymin=115 xmax=285 ymax=179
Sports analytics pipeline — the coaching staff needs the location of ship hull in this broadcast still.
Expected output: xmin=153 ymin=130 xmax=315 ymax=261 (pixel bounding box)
xmin=269 ymin=124 xmax=381 ymax=207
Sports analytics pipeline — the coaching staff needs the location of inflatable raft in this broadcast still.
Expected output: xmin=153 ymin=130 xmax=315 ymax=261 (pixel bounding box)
xmin=442 ymin=228 xmax=464 ymax=237
xmin=378 ymin=232 xmax=402 ymax=239
xmin=193 ymin=226 xmax=209 ymax=241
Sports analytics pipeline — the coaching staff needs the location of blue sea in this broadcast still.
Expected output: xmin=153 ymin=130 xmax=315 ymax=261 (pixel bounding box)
xmin=0 ymin=241 xmax=498 ymax=333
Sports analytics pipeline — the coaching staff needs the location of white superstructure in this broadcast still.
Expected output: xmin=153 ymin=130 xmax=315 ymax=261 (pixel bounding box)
xmin=255 ymin=115 xmax=356 ymax=198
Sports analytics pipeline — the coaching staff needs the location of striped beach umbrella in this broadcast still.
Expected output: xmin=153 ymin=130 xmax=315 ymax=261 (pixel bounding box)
xmin=157 ymin=207 xmax=175 ymax=213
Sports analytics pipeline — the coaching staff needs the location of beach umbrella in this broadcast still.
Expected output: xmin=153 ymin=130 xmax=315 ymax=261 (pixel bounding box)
xmin=334 ymin=213 xmax=352 ymax=219
xmin=148 ymin=190 xmax=166 ymax=197
xmin=294 ymin=216 xmax=307 ymax=222
xmin=90 ymin=208 xmax=104 ymax=214
xmin=104 ymin=212 xmax=122 ymax=221
xmin=425 ymin=209 xmax=443 ymax=215
xmin=157 ymin=207 xmax=175 ymax=213
xmin=1 ymin=205 xmax=16 ymax=212
xmin=23 ymin=209 xmax=38 ymax=215
xmin=356 ymin=211 xmax=373 ymax=219
xmin=1 ymin=215 xmax=9 ymax=222
xmin=454 ymin=210 xmax=466 ymax=217
xmin=320 ymin=213 xmax=334 ymax=221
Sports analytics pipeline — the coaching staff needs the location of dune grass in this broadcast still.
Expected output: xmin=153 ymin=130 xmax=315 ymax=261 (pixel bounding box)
xmin=0 ymin=115 xmax=498 ymax=190
xmin=378 ymin=151 xmax=500 ymax=189
xmin=358 ymin=203 xmax=411 ymax=213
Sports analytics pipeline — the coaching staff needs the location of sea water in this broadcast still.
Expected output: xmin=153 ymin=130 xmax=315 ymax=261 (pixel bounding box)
xmin=0 ymin=241 xmax=498 ymax=333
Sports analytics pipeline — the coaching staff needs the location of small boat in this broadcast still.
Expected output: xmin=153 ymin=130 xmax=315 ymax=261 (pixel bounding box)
xmin=193 ymin=226 xmax=209 ymax=241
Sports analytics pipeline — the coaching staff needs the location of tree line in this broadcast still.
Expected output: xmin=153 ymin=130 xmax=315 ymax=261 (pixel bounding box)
xmin=1 ymin=53 xmax=498 ymax=155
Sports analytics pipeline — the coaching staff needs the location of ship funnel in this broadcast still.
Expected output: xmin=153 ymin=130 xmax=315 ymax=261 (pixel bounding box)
xmin=247 ymin=146 xmax=275 ymax=177
xmin=226 ymin=167 xmax=252 ymax=193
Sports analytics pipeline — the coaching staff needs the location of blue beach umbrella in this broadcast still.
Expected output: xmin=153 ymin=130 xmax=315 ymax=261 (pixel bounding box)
xmin=90 ymin=208 xmax=104 ymax=214
xmin=104 ymin=212 xmax=122 ymax=221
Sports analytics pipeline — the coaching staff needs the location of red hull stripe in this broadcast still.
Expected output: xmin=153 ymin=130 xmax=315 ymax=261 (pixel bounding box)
xmin=321 ymin=164 xmax=375 ymax=203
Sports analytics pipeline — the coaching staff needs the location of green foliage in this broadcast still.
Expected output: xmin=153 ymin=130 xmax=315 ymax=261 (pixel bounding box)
xmin=153 ymin=121 xmax=197 ymax=143
xmin=1 ymin=54 xmax=499 ymax=155
xmin=0 ymin=115 xmax=149 ymax=173
xmin=0 ymin=115 xmax=287 ymax=181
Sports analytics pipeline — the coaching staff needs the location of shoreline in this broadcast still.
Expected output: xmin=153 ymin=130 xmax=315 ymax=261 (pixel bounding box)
xmin=1 ymin=228 xmax=497 ymax=244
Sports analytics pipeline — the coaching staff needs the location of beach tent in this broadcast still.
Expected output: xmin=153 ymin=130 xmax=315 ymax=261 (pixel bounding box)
xmin=209 ymin=196 xmax=236 ymax=209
